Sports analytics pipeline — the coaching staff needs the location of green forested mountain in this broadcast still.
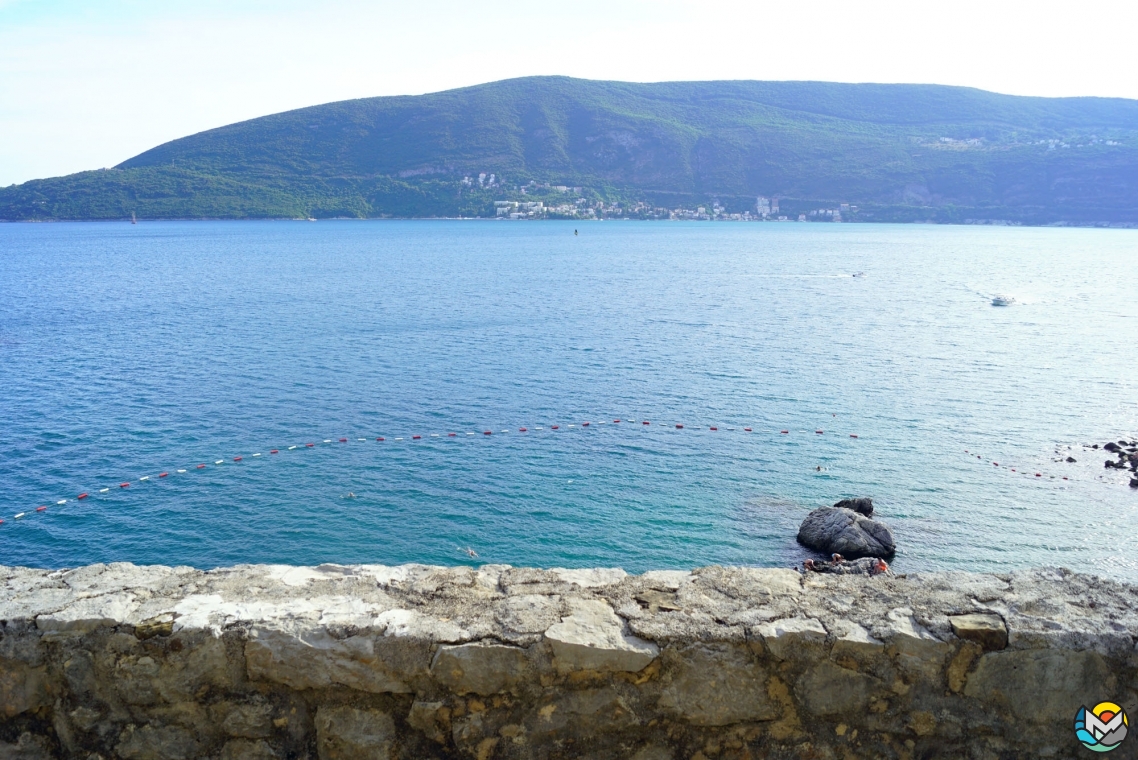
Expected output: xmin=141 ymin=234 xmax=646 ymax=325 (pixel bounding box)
xmin=4 ymin=76 xmax=1138 ymax=223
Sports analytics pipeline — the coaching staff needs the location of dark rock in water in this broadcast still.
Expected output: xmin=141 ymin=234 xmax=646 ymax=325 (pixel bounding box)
xmin=798 ymin=507 xmax=895 ymax=559
xmin=1066 ymin=456 xmax=1077 ymax=463
xmin=1105 ymin=442 xmax=1121 ymax=453
xmin=1092 ymin=444 xmax=1100 ymax=449
xmin=1106 ymin=460 xmax=1121 ymax=469
xmin=1131 ymin=478 xmax=1138 ymax=488
xmin=832 ymin=497 xmax=874 ymax=516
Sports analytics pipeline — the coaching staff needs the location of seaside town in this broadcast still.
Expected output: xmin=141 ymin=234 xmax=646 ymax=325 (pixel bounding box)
xmin=470 ymin=179 xmax=855 ymax=221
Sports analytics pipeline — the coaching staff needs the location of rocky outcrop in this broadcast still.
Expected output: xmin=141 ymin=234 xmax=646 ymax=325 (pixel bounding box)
xmin=797 ymin=506 xmax=896 ymax=558
xmin=832 ymin=497 xmax=875 ymax=516
xmin=1 ymin=562 xmax=1134 ymax=759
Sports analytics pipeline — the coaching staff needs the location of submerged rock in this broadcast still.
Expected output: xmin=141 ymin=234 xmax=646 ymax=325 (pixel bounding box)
xmin=832 ymin=497 xmax=874 ymax=516
xmin=797 ymin=507 xmax=895 ymax=559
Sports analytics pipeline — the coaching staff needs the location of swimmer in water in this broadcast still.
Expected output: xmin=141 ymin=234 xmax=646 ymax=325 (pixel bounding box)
xmin=345 ymin=492 xmax=356 ymax=498
xmin=457 ymin=546 xmax=478 ymax=559
xmin=574 ymin=229 xmax=578 ymax=236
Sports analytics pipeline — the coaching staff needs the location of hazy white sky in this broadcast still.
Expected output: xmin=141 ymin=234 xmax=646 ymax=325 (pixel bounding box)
xmin=2 ymin=0 xmax=1135 ymax=186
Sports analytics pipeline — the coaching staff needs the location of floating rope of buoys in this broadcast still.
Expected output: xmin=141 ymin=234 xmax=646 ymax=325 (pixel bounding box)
xmin=964 ymin=449 xmax=1080 ymax=484
xmin=9 ymin=420 xmax=1096 ymax=532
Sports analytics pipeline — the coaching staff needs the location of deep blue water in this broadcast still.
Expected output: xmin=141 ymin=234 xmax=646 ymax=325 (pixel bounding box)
xmin=1 ymin=221 xmax=1136 ymax=576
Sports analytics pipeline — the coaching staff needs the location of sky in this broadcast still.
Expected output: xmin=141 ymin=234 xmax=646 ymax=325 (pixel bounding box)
xmin=2 ymin=0 xmax=1136 ymax=186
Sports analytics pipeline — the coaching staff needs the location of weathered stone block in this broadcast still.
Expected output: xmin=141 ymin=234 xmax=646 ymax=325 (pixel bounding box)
xmin=0 ymin=658 xmax=49 ymax=718
xmin=431 ymin=642 xmax=531 ymax=694
xmin=545 ymin=599 xmax=658 ymax=673
xmin=407 ymin=700 xmax=448 ymax=744
xmin=495 ymin=593 xmax=562 ymax=635
xmin=948 ymin=613 xmax=1007 ymax=651
xmin=527 ymin=686 xmax=639 ymax=738
xmin=0 ymin=732 xmax=54 ymax=760
xmin=246 ymin=628 xmax=420 ymax=693
xmin=211 ymin=701 xmax=275 ymax=739
xmin=116 ymin=724 xmax=200 ymax=760
xmin=829 ymin=621 xmax=885 ymax=662
xmin=657 ymin=645 xmax=778 ymax=725
xmin=964 ymin=649 xmax=1113 ymax=723
xmin=35 ymin=591 xmax=139 ymax=635
xmin=220 ymin=739 xmax=279 ymax=760
xmin=795 ymin=661 xmax=882 ymax=716
xmin=756 ymin=617 xmax=828 ymax=661
xmin=315 ymin=706 xmax=395 ymax=760
xmin=883 ymin=609 xmax=950 ymax=678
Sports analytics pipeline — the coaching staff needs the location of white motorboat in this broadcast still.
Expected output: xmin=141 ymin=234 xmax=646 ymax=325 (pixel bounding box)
xmin=991 ymin=295 xmax=1015 ymax=307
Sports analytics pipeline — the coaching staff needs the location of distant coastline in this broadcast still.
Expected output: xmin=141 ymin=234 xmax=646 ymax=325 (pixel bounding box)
xmin=3 ymin=76 xmax=1137 ymax=225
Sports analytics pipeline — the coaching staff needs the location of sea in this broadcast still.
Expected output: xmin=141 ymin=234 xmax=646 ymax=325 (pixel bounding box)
xmin=1 ymin=220 xmax=1135 ymax=577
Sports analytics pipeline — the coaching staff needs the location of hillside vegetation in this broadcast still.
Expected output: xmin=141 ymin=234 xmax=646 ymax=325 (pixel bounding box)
xmin=4 ymin=76 xmax=1138 ymax=223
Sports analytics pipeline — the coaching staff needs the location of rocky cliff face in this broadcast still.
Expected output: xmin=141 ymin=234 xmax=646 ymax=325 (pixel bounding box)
xmin=1 ymin=563 xmax=1133 ymax=759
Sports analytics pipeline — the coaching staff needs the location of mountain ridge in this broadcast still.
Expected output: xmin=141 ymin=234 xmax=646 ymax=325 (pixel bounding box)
xmin=4 ymin=76 xmax=1138 ymax=223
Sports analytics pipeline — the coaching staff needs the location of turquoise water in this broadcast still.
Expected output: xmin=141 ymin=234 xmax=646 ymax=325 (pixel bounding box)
xmin=1 ymin=221 xmax=1135 ymax=576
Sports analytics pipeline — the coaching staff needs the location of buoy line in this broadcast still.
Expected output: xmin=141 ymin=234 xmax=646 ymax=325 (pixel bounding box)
xmin=963 ymin=449 xmax=1073 ymax=483
xmin=4 ymin=418 xmax=886 ymax=527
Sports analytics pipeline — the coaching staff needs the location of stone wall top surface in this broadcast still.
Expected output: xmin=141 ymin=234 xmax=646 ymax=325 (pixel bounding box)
xmin=2 ymin=563 xmax=1134 ymax=656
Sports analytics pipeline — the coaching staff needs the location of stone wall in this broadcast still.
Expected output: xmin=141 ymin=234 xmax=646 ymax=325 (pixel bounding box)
xmin=1 ymin=563 xmax=1134 ymax=759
